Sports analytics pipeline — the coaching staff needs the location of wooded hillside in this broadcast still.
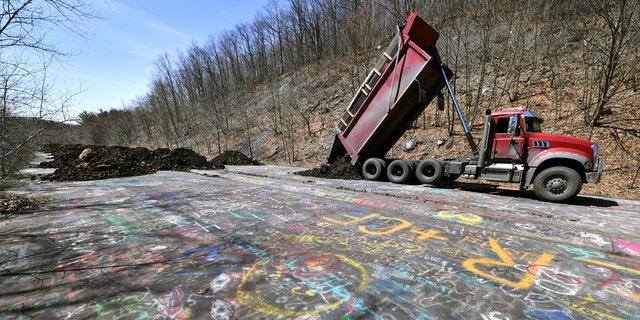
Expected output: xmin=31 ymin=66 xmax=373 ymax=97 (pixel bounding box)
xmin=63 ymin=0 xmax=640 ymax=198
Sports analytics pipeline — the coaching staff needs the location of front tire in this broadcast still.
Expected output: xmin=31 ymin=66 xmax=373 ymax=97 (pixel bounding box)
xmin=533 ymin=167 xmax=583 ymax=203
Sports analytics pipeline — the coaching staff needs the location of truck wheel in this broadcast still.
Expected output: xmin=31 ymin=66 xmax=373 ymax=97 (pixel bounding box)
xmin=387 ymin=159 xmax=413 ymax=184
xmin=533 ymin=167 xmax=583 ymax=203
xmin=362 ymin=158 xmax=386 ymax=181
xmin=416 ymin=159 xmax=443 ymax=184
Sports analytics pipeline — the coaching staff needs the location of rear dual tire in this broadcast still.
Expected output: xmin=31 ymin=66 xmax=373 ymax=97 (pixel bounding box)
xmin=387 ymin=159 xmax=414 ymax=184
xmin=363 ymin=158 xmax=458 ymax=185
xmin=416 ymin=159 xmax=444 ymax=184
xmin=362 ymin=158 xmax=386 ymax=181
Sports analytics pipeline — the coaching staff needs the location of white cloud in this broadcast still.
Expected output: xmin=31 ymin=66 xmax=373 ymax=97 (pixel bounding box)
xmin=91 ymin=1 xmax=193 ymax=59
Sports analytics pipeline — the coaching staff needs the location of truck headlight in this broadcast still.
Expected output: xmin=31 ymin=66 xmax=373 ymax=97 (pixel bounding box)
xmin=584 ymin=161 xmax=593 ymax=170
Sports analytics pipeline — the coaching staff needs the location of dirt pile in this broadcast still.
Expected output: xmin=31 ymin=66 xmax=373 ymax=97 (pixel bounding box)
xmin=37 ymin=143 xmax=357 ymax=182
xmin=39 ymin=144 xmax=259 ymax=181
xmin=208 ymin=150 xmax=261 ymax=167
xmin=296 ymin=156 xmax=363 ymax=180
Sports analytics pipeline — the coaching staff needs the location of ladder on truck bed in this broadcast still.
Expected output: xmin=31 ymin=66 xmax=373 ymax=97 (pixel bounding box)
xmin=338 ymin=36 xmax=401 ymax=132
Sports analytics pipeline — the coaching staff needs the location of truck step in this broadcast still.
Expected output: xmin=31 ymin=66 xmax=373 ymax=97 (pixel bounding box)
xmin=480 ymin=166 xmax=523 ymax=182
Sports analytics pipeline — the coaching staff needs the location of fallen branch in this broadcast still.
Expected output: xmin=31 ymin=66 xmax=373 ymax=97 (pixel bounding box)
xmin=0 ymin=126 xmax=50 ymax=160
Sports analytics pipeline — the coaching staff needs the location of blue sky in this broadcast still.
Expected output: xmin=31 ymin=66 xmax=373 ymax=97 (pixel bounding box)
xmin=52 ymin=0 xmax=272 ymax=118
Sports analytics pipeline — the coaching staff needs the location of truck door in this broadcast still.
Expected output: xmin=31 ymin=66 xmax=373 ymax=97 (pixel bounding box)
xmin=491 ymin=115 xmax=526 ymax=162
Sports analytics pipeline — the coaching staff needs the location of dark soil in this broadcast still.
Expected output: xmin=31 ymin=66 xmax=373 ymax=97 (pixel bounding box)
xmin=0 ymin=193 xmax=48 ymax=219
xmin=35 ymin=143 xmax=355 ymax=182
xmin=296 ymin=156 xmax=363 ymax=180
xmin=39 ymin=144 xmax=260 ymax=181
xmin=208 ymin=150 xmax=261 ymax=167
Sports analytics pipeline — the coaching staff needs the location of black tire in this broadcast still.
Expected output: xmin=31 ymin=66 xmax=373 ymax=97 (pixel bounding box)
xmin=533 ymin=166 xmax=583 ymax=203
xmin=387 ymin=159 xmax=413 ymax=184
xmin=362 ymin=158 xmax=386 ymax=181
xmin=416 ymin=159 xmax=443 ymax=184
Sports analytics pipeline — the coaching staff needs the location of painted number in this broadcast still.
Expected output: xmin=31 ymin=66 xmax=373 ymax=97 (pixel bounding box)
xmin=463 ymin=238 xmax=555 ymax=290
xmin=436 ymin=210 xmax=483 ymax=223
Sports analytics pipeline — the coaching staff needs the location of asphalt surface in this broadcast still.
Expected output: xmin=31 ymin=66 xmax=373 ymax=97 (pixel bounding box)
xmin=2 ymin=165 xmax=640 ymax=319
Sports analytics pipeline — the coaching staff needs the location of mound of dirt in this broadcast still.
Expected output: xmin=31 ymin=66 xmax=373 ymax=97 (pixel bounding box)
xmin=44 ymin=146 xmax=157 ymax=181
xmin=209 ymin=150 xmax=261 ymax=167
xmin=296 ymin=156 xmax=363 ymax=180
xmin=39 ymin=144 xmax=259 ymax=181
xmin=146 ymin=148 xmax=210 ymax=170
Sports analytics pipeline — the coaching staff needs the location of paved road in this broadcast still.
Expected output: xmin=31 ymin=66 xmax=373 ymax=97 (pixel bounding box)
xmin=2 ymin=166 xmax=640 ymax=319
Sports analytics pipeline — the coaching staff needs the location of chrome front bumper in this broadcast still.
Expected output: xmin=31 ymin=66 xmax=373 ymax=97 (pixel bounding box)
xmin=586 ymin=157 xmax=604 ymax=183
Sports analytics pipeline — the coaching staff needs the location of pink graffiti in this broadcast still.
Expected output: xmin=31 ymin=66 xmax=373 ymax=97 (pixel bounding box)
xmin=2 ymin=244 xmax=29 ymax=269
xmin=612 ymin=239 xmax=640 ymax=257
xmin=158 ymin=285 xmax=184 ymax=318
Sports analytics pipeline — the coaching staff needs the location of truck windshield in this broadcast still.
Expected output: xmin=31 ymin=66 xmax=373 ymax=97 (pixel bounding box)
xmin=524 ymin=117 xmax=543 ymax=132
xmin=522 ymin=110 xmax=544 ymax=132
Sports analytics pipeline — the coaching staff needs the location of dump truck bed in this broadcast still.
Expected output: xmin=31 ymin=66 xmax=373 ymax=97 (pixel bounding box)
xmin=328 ymin=13 xmax=452 ymax=165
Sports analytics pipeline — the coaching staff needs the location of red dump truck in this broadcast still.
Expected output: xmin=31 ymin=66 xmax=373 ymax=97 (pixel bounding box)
xmin=328 ymin=12 xmax=603 ymax=203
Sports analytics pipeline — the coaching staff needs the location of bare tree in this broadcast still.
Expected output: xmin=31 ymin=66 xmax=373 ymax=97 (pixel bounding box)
xmin=1 ymin=0 xmax=95 ymax=54
xmin=540 ymin=23 xmax=568 ymax=120
xmin=1 ymin=0 xmax=97 ymax=177
xmin=251 ymin=15 xmax=272 ymax=81
xmin=574 ymin=0 xmax=640 ymax=138
xmin=264 ymin=0 xmax=287 ymax=75
xmin=133 ymin=97 xmax=160 ymax=147
xmin=150 ymin=53 xmax=186 ymax=145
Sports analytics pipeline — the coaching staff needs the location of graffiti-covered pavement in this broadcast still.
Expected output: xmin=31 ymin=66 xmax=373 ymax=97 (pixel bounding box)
xmin=2 ymin=166 xmax=640 ymax=319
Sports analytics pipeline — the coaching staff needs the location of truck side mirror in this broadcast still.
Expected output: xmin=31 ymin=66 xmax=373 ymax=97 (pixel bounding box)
xmin=507 ymin=115 xmax=519 ymax=137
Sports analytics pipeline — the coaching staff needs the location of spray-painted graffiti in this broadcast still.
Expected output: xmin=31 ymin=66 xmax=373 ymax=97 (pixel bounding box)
xmin=1 ymin=170 xmax=639 ymax=319
xmin=237 ymin=249 xmax=369 ymax=317
xmin=96 ymin=294 xmax=149 ymax=319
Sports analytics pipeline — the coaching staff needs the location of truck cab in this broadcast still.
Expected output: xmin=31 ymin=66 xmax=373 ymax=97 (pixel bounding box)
xmin=480 ymin=107 xmax=603 ymax=202
xmin=490 ymin=109 xmax=528 ymax=162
